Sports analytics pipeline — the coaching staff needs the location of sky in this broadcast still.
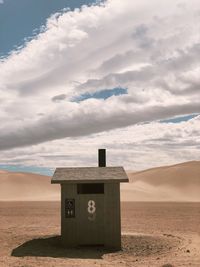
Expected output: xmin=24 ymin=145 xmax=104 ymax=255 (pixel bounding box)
xmin=0 ymin=0 xmax=96 ymax=57
xmin=0 ymin=0 xmax=200 ymax=174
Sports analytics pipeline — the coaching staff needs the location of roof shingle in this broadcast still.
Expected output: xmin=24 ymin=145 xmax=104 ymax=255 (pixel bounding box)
xmin=51 ymin=166 xmax=129 ymax=184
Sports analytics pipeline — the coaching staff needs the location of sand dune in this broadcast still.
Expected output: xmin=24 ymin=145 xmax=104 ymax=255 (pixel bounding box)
xmin=128 ymin=161 xmax=200 ymax=186
xmin=121 ymin=161 xmax=200 ymax=202
xmin=0 ymin=161 xmax=200 ymax=201
xmin=0 ymin=170 xmax=59 ymax=201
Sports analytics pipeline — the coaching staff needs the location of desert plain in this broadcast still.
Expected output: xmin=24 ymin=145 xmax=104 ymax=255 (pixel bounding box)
xmin=0 ymin=161 xmax=200 ymax=267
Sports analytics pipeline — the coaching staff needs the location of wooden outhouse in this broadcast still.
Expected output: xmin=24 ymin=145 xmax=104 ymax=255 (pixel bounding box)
xmin=51 ymin=149 xmax=129 ymax=249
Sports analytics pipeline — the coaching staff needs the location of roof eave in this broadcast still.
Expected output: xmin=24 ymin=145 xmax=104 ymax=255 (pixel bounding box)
xmin=51 ymin=178 xmax=129 ymax=184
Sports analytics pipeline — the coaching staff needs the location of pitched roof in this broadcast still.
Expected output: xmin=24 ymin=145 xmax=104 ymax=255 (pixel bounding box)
xmin=51 ymin=166 xmax=129 ymax=184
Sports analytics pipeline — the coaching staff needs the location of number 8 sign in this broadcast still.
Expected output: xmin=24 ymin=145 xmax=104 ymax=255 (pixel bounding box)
xmin=88 ymin=200 xmax=96 ymax=214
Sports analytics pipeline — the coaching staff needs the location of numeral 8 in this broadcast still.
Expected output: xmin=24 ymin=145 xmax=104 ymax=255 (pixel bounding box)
xmin=87 ymin=200 xmax=96 ymax=214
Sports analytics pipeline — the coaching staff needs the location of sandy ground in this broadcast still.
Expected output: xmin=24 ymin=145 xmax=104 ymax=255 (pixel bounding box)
xmin=0 ymin=201 xmax=200 ymax=267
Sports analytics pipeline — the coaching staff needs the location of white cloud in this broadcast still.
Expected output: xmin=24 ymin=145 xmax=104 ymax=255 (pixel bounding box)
xmin=1 ymin=115 xmax=200 ymax=170
xmin=0 ymin=0 xmax=200 ymax=168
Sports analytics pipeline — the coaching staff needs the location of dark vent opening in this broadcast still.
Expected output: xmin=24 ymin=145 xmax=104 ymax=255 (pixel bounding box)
xmin=77 ymin=183 xmax=104 ymax=194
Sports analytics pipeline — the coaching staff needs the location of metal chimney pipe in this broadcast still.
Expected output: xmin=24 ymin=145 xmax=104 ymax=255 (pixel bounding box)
xmin=98 ymin=149 xmax=106 ymax=167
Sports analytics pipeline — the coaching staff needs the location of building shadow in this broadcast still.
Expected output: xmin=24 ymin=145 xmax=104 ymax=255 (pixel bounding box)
xmin=11 ymin=235 xmax=115 ymax=259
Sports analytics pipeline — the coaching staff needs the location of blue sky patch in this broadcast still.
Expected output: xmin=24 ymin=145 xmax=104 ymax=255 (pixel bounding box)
xmin=0 ymin=164 xmax=54 ymax=176
xmin=160 ymin=114 xmax=199 ymax=124
xmin=0 ymin=0 xmax=99 ymax=57
xmin=72 ymin=87 xmax=128 ymax=102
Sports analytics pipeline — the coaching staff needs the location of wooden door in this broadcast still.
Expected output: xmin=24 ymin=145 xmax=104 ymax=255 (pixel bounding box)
xmin=78 ymin=194 xmax=104 ymax=245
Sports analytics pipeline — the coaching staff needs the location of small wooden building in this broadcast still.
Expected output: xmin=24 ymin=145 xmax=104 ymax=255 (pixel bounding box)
xmin=51 ymin=149 xmax=129 ymax=249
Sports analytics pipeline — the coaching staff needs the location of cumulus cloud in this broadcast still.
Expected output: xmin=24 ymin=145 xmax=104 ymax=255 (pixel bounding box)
xmin=0 ymin=0 xmax=199 ymax=165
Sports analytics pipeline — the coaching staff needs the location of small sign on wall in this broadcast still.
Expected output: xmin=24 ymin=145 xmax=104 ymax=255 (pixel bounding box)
xmin=65 ymin=199 xmax=75 ymax=218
